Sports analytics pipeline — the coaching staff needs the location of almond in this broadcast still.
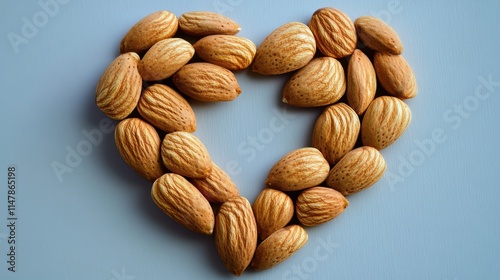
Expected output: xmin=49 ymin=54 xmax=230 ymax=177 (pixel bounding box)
xmin=361 ymin=96 xmax=412 ymax=150
xmin=172 ymin=62 xmax=242 ymax=102
xmin=114 ymin=118 xmax=165 ymax=181
xmin=282 ymin=57 xmax=346 ymax=107
xmin=296 ymin=187 xmax=348 ymax=227
xmin=152 ymin=173 xmax=214 ymax=235
xmin=137 ymin=84 xmax=196 ymax=133
xmin=252 ymin=22 xmax=316 ymax=75
xmin=138 ymin=38 xmax=195 ymax=81
xmin=251 ymin=225 xmax=308 ymax=270
xmin=215 ymin=196 xmax=257 ymax=276
xmin=252 ymin=189 xmax=294 ymax=240
xmin=354 ymin=16 xmax=403 ymax=55
xmin=312 ymin=103 xmax=360 ymax=165
xmin=347 ymin=49 xmax=377 ymax=115
xmin=120 ymin=10 xmax=178 ymax=54
xmin=266 ymin=147 xmax=330 ymax=192
xmin=193 ymin=35 xmax=256 ymax=70
xmin=373 ymin=52 xmax=417 ymax=99
xmin=325 ymin=146 xmax=386 ymax=195
xmin=309 ymin=7 xmax=357 ymax=58
xmin=161 ymin=131 xmax=212 ymax=178
xmin=190 ymin=163 xmax=239 ymax=203
xmin=95 ymin=52 xmax=142 ymax=120
xmin=178 ymin=11 xmax=240 ymax=36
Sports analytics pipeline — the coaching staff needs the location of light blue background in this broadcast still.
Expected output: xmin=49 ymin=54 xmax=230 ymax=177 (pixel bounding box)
xmin=1 ymin=0 xmax=499 ymax=279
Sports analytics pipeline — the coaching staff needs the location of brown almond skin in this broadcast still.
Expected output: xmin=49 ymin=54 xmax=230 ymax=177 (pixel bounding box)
xmin=138 ymin=38 xmax=195 ymax=81
xmin=312 ymin=103 xmax=360 ymax=165
xmin=361 ymin=96 xmax=412 ymax=150
xmin=354 ymin=16 xmax=403 ymax=55
xmin=373 ymin=52 xmax=417 ymax=99
xmin=96 ymin=52 xmax=142 ymax=120
xmin=161 ymin=132 xmax=212 ymax=179
xmin=252 ymin=22 xmax=316 ymax=75
xmin=152 ymin=173 xmax=214 ymax=235
xmin=120 ymin=11 xmax=178 ymax=54
xmin=251 ymin=225 xmax=308 ymax=270
xmin=325 ymin=146 xmax=386 ymax=195
xmin=282 ymin=57 xmax=346 ymax=107
xmin=215 ymin=196 xmax=257 ymax=276
xmin=309 ymin=7 xmax=357 ymax=58
xmin=347 ymin=49 xmax=377 ymax=115
xmin=172 ymin=62 xmax=242 ymax=102
xmin=266 ymin=147 xmax=330 ymax=192
xmin=193 ymin=35 xmax=256 ymax=70
xmin=114 ymin=118 xmax=165 ymax=181
xmin=190 ymin=163 xmax=239 ymax=203
xmin=252 ymin=189 xmax=294 ymax=240
xmin=137 ymin=84 xmax=196 ymax=133
xmin=296 ymin=187 xmax=349 ymax=227
xmin=179 ymin=11 xmax=240 ymax=36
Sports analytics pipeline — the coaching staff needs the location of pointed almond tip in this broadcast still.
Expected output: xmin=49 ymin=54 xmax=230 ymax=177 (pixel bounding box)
xmin=282 ymin=97 xmax=288 ymax=103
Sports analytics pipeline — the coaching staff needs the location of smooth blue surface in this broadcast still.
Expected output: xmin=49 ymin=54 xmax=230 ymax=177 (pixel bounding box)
xmin=0 ymin=0 xmax=499 ymax=279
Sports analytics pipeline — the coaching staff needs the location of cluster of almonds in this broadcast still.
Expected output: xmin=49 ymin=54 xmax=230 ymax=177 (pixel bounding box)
xmin=95 ymin=7 xmax=416 ymax=276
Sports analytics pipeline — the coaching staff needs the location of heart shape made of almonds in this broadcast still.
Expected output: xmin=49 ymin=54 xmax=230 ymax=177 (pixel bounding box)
xmin=95 ymin=8 xmax=417 ymax=276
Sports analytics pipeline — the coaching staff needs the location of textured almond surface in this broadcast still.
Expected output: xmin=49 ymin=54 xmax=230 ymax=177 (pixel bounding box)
xmin=251 ymin=225 xmax=308 ymax=270
xmin=215 ymin=196 xmax=257 ymax=276
xmin=312 ymin=103 xmax=360 ymax=165
xmin=179 ymin=11 xmax=240 ymax=36
xmin=347 ymin=49 xmax=377 ymax=115
xmin=137 ymin=84 xmax=196 ymax=133
xmin=114 ymin=118 xmax=165 ymax=181
xmin=120 ymin=10 xmax=178 ymax=54
xmin=296 ymin=187 xmax=349 ymax=227
xmin=309 ymin=7 xmax=357 ymax=58
xmin=252 ymin=188 xmax=294 ymax=240
xmin=252 ymin=22 xmax=316 ymax=75
xmin=138 ymin=38 xmax=195 ymax=81
xmin=326 ymin=146 xmax=386 ymax=195
xmin=374 ymin=52 xmax=417 ymax=99
xmin=266 ymin=147 xmax=330 ymax=191
xmin=161 ymin=131 xmax=212 ymax=178
xmin=193 ymin=35 xmax=256 ymax=70
xmin=190 ymin=163 xmax=239 ymax=203
xmin=361 ymin=96 xmax=412 ymax=150
xmin=172 ymin=62 xmax=242 ymax=102
xmin=152 ymin=173 xmax=214 ymax=235
xmin=96 ymin=52 xmax=142 ymax=120
xmin=354 ymin=16 xmax=403 ymax=55
xmin=282 ymin=57 xmax=346 ymax=107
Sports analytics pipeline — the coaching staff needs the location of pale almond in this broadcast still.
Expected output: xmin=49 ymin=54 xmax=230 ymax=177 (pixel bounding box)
xmin=325 ymin=146 xmax=386 ymax=195
xmin=252 ymin=22 xmax=316 ymax=75
xmin=137 ymin=84 xmax=196 ymax=133
xmin=252 ymin=188 xmax=294 ymax=240
xmin=138 ymin=38 xmax=195 ymax=81
xmin=296 ymin=186 xmax=349 ymax=227
xmin=190 ymin=163 xmax=239 ymax=203
xmin=309 ymin=7 xmax=357 ymax=58
xmin=161 ymin=131 xmax=212 ymax=178
xmin=282 ymin=57 xmax=346 ymax=107
xmin=347 ymin=49 xmax=377 ymax=115
xmin=354 ymin=16 xmax=403 ymax=55
xmin=373 ymin=52 xmax=417 ymax=99
xmin=120 ymin=10 xmax=178 ymax=54
xmin=312 ymin=103 xmax=360 ymax=165
xmin=266 ymin=147 xmax=330 ymax=192
xmin=179 ymin=11 xmax=240 ymax=36
xmin=361 ymin=96 xmax=412 ymax=150
xmin=152 ymin=173 xmax=214 ymax=235
xmin=95 ymin=52 xmax=142 ymax=120
xmin=193 ymin=35 xmax=256 ymax=70
xmin=114 ymin=118 xmax=165 ymax=181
